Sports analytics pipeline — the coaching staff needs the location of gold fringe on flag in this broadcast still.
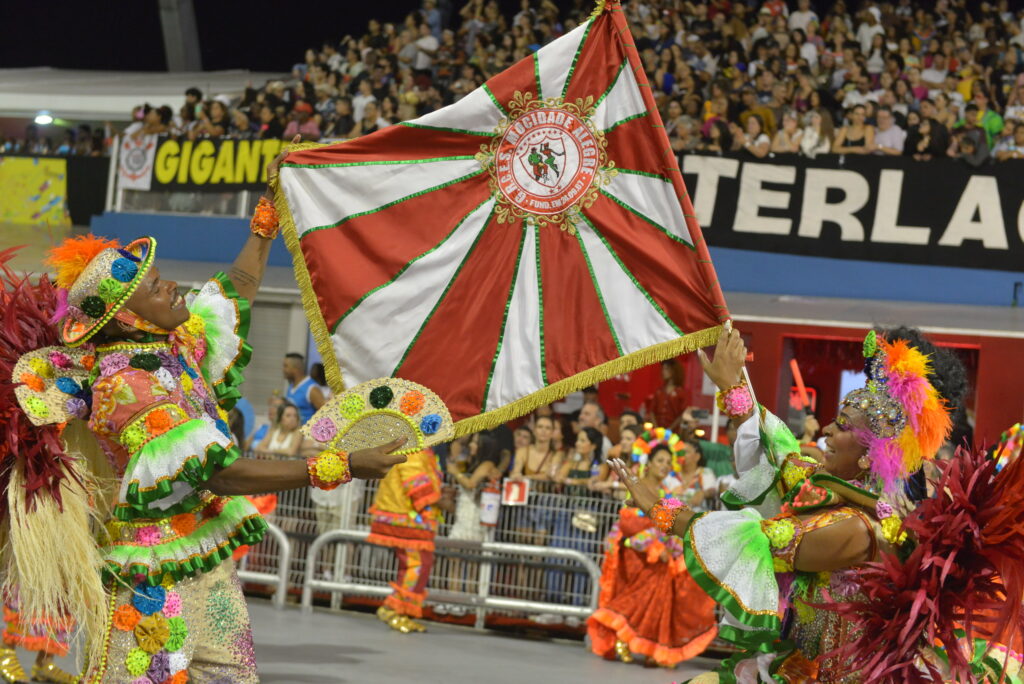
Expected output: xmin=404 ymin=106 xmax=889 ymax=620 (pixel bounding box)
xmin=451 ymin=325 xmax=722 ymax=438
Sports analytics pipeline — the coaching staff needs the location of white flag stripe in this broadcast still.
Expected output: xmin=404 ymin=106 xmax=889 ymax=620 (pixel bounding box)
xmin=407 ymin=85 xmax=507 ymax=133
xmin=282 ymin=158 xmax=482 ymax=237
xmin=575 ymin=217 xmax=681 ymax=354
xmin=535 ymin=21 xmax=591 ymax=101
xmin=484 ymin=222 xmax=545 ymax=412
xmin=332 ymin=198 xmax=496 ymax=386
xmin=603 ymin=172 xmax=694 ymax=244
xmin=592 ymin=62 xmax=646 ymax=132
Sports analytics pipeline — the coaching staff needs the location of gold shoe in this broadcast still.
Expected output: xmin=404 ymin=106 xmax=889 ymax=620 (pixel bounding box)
xmin=614 ymin=639 xmax=634 ymax=664
xmin=376 ymin=605 xmax=396 ymax=623
xmin=387 ymin=614 xmax=426 ymax=633
xmin=31 ymin=663 xmax=77 ymax=684
xmin=0 ymin=648 xmax=27 ymax=683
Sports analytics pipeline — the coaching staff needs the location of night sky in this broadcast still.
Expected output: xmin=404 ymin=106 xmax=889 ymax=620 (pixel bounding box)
xmin=1 ymin=0 xmax=436 ymax=73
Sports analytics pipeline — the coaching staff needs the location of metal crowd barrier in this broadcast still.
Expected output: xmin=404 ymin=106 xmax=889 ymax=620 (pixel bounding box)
xmin=235 ymin=521 xmax=291 ymax=609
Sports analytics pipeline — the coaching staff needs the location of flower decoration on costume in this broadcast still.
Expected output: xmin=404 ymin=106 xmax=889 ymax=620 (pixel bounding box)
xmin=135 ymin=525 xmax=163 ymax=547
xmin=145 ymin=408 xmax=173 ymax=436
xmin=162 ymin=591 xmax=182 ymax=618
xmin=167 ymin=616 xmax=188 ymax=643
xmin=80 ymin=295 xmax=106 ymax=319
xmin=56 ymin=376 xmax=80 ymax=395
xmin=97 ymin=277 xmax=126 ymax=303
xmin=113 ymin=604 xmax=143 ymax=632
xmin=125 ymin=648 xmax=152 ymax=677
xmin=420 ymin=414 xmax=441 ymax=435
xmin=49 ymin=350 xmax=72 ymax=368
xmin=19 ymin=372 xmax=44 ymax=392
xmin=100 ymin=352 xmax=131 ymax=376
xmin=28 ymin=357 xmax=53 ymax=378
xmin=132 ymin=584 xmax=166 ymax=616
xmin=168 ymin=652 xmax=187 ymax=673
xmin=369 ymin=385 xmax=393 ymax=408
xmin=763 ymin=518 xmax=796 ymax=549
xmin=310 ymin=417 xmax=337 ymax=443
xmin=880 ymin=514 xmax=908 ymax=546
xmin=129 ymin=678 xmax=155 ymax=684
xmin=842 ymin=333 xmax=953 ymax=492
xmin=146 ymin=650 xmax=171 ymax=682
xmin=65 ymin=397 xmax=88 ymax=418
xmin=121 ymin=422 xmax=148 ymax=453
xmin=169 ymin=514 xmax=196 ymax=538
xmin=399 ymin=391 xmax=425 ymax=415
xmin=134 ymin=614 xmax=170 ymax=653
xmin=23 ymin=396 xmax=48 ymax=418
xmin=154 ymin=367 xmax=177 ymax=392
xmin=111 ymin=257 xmax=139 ymax=282
xmin=130 ymin=353 xmax=162 ymax=372
xmin=340 ymin=394 xmax=364 ymax=418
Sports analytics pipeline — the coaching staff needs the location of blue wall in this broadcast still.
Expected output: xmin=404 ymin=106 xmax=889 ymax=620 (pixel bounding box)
xmin=89 ymin=212 xmax=1020 ymax=307
xmin=91 ymin=212 xmax=294 ymax=267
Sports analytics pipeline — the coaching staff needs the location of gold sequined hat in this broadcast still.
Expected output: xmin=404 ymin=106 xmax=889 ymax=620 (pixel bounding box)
xmin=301 ymin=377 xmax=454 ymax=456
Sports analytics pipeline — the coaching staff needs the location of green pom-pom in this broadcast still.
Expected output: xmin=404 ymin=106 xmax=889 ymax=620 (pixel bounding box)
xmin=340 ymin=394 xmax=365 ymax=419
xmin=80 ymin=295 xmax=106 ymax=319
xmin=369 ymin=385 xmax=393 ymax=409
xmin=863 ymin=330 xmax=878 ymax=358
xmin=124 ymin=647 xmax=151 ymax=676
xmin=97 ymin=277 xmax=126 ymax=304
xmin=129 ymin=353 xmax=161 ymax=372
xmin=167 ymin=616 xmax=187 ymax=640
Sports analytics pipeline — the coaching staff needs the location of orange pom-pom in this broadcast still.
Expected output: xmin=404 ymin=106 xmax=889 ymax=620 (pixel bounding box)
xmin=112 ymin=603 xmax=142 ymax=632
xmin=45 ymin=234 xmax=120 ymax=289
xmin=170 ymin=513 xmax=197 ymax=537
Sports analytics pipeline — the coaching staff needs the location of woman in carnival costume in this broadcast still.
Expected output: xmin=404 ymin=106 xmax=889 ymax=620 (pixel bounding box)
xmin=6 ymin=140 xmax=412 ymax=683
xmin=612 ymin=323 xmax=1024 ymax=683
xmin=588 ymin=428 xmax=717 ymax=668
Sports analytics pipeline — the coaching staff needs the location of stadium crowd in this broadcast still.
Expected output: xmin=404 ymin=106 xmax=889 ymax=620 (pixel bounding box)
xmin=9 ymin=0 xmax=1024 ymax=167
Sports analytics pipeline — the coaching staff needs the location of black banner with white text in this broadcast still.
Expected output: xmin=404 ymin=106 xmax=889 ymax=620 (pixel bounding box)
xmin=680 ymin=152 xmax=1024 ymax=272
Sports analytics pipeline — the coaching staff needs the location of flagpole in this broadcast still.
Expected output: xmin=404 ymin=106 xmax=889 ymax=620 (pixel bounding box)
xmin=602 ymin=1 xmax=730 ymax=326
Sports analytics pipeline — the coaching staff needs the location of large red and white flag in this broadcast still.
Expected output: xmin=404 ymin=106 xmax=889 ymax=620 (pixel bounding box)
xmin=275 ymin=1 xmax=728 ymax=435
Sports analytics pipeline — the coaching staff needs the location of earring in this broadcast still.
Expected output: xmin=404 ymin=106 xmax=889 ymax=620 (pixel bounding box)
xmin=857 ymin=456 xmax=870 ymax=471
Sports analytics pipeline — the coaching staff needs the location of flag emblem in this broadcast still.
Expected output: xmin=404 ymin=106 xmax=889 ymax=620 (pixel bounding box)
xmin=486 ymin=94 xmax=610 ymax=224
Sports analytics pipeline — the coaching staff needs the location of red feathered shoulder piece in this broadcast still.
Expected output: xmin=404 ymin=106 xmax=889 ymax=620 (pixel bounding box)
xmin=822 ymin=446 xmax=1024 ymax=683
xmin=0 ymin=246 xmax=79 ymax=515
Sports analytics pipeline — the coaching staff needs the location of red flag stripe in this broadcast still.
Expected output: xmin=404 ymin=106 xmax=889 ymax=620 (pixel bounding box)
xmin=481 ymin=53 xmax=539 ymax=114
xmin=582 ymin=193 xmax=727 ymax=331
xmin=284 ymin=125 xmax=487 ymax=165
xmin=395 ymin=218 xmax=526 ymax=422
xmin=604 ymin=115 xmax=680 ymax=181
xmin=539 ymin=226 xmax=621 ymax=385
xmin=299 ymin=172 xmax=492 ymax=331
xmin=561 ymin=15 xmax=625 ymax=105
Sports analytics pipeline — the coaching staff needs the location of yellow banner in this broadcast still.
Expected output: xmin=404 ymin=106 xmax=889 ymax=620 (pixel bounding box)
xmin=152 ymin=138 xmax=284 ymax=188
xmin=0 ymin=157 xmax=71 ymax=227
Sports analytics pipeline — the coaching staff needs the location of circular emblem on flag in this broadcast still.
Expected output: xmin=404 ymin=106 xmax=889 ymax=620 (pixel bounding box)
xmin=479 ymin=92 xmax=615 ymax=231
xmin=496 ymin=107 xmax=597 ymax=216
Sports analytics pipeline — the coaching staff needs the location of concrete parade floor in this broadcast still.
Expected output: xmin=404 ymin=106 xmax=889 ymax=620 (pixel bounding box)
xmin=13 ymin=600 xmax=717 ymax=683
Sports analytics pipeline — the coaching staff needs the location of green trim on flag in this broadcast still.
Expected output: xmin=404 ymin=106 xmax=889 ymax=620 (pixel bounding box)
xmin=600 ymin=188 xmax=695 ymax=250
xmin=533 ymin=52 xmax=544 ymax=100
xmin=399 ymin=121 xmax=493 ymax=137
xmin=561 ymin=20 xmax=595 ymax=101
xmin=577 ymin=213 xmax=683 ymax=336
xmin=482 ymin=84 xmax=509 ymax=118
xmin=392 ymin=204 xmax=499 ymax=376
xmin=575 ymin=222 xmax=625 ymax=357
xmin=603 ymin=110 xmax=648 ymax=134
xmin=330 ymin=196 xmax=496 ymax=333
xmin=481 ymin=223 xmax=529 ymax=412
xmin=593 ymin=61 xmax=626 ymax=110
xmin=616 ymin=167 xmax=672 ymax=183
xmin=534 ymin=222 xmax=548 ymax=386
xmin=282 ymin=155 xmax=477 ymax=169
xmin=299 ymin=169 xmax=485 ymax=238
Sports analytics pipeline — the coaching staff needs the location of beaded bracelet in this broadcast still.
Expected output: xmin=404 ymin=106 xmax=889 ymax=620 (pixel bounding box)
xmin=307 ymin=449 xmax=352 ymax=490
xmin=716 ymin=382 xmax=754 ymax=418
xmin=649 ymin=497 xmax=686 ymax=534
xmin=250 ymin=195 xmax=280 ymax=239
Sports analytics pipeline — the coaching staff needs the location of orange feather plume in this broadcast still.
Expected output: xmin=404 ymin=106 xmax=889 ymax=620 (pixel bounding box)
xmin=44 ymin=234 xmax=121 ymax=290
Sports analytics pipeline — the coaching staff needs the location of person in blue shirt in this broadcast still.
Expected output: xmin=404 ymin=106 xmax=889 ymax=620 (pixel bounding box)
xmin=283 ymin=353 xmax=325 ymax=424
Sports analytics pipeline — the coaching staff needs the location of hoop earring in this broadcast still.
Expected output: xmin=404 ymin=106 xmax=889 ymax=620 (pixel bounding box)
xmin=857 ymin=456 xmax=871 ymax=471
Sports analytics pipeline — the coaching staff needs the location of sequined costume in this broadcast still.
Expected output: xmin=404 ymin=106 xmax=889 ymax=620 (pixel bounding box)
xmin=366 ymin=449 xmax=443 ymax=621
xmin=587 ymin=502 xmax=717 ymax=667
xmin=75 ymin=273 xmax=265 ymax=683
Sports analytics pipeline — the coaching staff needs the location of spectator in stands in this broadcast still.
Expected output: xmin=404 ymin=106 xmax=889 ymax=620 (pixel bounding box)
xmin=949 ymin=108 xmax=991 ymax=168
xmin=352 ymin=100 xmax=390 ymax=137
xmin=254 ymin=402 xmax=304 ymax=456
xmin=799 ymin=107 xmax=834 ymax=157
xmin=960 ymin=87 xmax=1004 ymax=149
xmin=906 ymin=115 xmax=949 ymax=161
xmin=184 ymin=87 xmax=203 ymax=115
xmin=193 ymin=99 xmax=230 ymax=139
xmin=445 ymin=432 xmax=501 ymax=601
xmin=283 ymin=100 xmax=321 ymax=141
xmin=131 ymin=104 xmax=172 ymax=139
xmin=771 ymin=109 xmax=803 ymax=153
xmin=740 ymin=112 xmax=771 ymax=157
xmin=677 ymin=438 xmax=717 ymax=511
xmin=873 ymin=106 xmax=906 ymax=155
xmin=282 ymin=352 xmax=325 ymax=424
xmin=322 ymin=97 xmax=356 ymax=139
xmin=257 ymin=104 xmax=285 ymax=140
xmin=245 ymin=394 xmax=284 ymax=451
xmin=644 ymin=359 xmax=689 ymax=434
xmin=995 ymin=120 xmax=1024 ymax=160
xmin=832 ymin=104 xmax=874 ymax=153
xmin=513 ymin=425 xmax=533 ymax=452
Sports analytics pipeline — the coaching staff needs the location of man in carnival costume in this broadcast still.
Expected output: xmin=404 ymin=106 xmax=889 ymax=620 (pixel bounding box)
xmin=8 ymin=140 xmax=410 ymax=683
xmin=614 ymin=323 xmax=1024 ymax=683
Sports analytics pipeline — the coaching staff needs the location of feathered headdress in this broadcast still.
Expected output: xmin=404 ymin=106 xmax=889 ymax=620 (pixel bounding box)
xmin=631 ymin=424 xmax=687 ymax=474
xmin=842 ymin=331 xmax=952 ymax=492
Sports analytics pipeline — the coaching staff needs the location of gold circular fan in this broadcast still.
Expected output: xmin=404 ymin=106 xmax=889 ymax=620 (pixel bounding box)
xmin=301 ymin=377 xmax=454 ymax=456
